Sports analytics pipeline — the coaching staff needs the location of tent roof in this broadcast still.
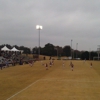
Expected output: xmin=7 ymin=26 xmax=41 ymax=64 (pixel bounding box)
xmin=11 ymin=47 xmax=20 ymax=52
xmin=1 ymin=46 xmax=10 ymax=51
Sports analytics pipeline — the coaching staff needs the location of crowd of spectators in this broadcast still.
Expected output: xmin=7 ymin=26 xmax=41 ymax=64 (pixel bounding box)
xmin=0 ymin=51 xmax=23 ymax=70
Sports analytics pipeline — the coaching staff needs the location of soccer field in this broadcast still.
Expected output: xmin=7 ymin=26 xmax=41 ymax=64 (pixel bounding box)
xmin=0 ymin=60 xmax=100 ymax=100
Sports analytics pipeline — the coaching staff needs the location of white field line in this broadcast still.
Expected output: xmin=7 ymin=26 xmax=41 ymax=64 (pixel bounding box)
xmin=41 ymin=78 xmax=100 ymax=83
xmin=6 ymin=78 xmax=100 ymax=100
xmin=6 ymin=79 xmax=40 ymax=100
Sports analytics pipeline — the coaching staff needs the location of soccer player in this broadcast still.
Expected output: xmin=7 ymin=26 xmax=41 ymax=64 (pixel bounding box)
xmin=52 ymin=60 xmax=54 ymax=65
xmin=90 ymin=62 xmax=92 ymax=67
xmin=71 ymin=63 xmax=74 ymax=71
xmin=45 ymin=63 xmax=48 ymax=70
xmin=62 ymin=61 xmax=65 ymax=68
xmin=41 ymin=61 xmax=44 ymax=66
xmin=69 ymin=62 xmax=72 ymax=67
xmin=70 ymin=62 xmax=74 ymax=71
xmin=28 ymin=60 xmax=34 ymax=67
xmin=49 ymin=60 xmax=52 ymax=67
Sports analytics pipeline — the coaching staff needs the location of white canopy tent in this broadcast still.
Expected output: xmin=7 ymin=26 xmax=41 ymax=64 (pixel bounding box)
xmin=1 ymin=46 xmax=10 ymax=51
xmin=11 ymin=47 xmax=20 ymax=52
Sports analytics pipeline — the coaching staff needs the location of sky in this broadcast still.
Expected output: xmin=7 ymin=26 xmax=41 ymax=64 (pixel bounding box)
xmin=0 ymin=0 xmax=100 ymax=51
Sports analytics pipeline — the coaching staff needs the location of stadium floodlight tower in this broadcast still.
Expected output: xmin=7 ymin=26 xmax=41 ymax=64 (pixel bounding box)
xmin=36 ymin=25 xmax=43 ymax=58
xmin=76 ymin=43 xmax=78 ymax=58
xmin=97 ymin=45 xmax=100 ymax=60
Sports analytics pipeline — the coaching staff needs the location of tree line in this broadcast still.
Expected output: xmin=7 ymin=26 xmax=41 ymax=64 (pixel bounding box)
xmin=0 ymin=43 xmax=98 ymax=60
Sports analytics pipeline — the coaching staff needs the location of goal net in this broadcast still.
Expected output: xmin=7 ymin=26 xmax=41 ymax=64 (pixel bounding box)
xmin=95 ymin=47 xmax=100 ymax=60
xmin=93 ymin=57 xmax=100 ymax=60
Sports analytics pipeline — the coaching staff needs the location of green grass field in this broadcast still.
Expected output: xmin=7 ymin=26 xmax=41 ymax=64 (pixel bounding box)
xmin=0 ymin=60 xmax=100 ymax=100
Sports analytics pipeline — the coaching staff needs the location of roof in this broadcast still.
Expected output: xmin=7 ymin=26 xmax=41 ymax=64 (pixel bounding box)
xmin=1 ymin=46 xmax=10 ymax=51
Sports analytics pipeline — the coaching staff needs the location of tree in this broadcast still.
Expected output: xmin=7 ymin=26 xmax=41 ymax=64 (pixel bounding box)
xmin=54 ymin=46 xmax=63 ymax=56
xmin=43 ymin=43 xmax=55 ymax=56
xmin=63 ymin=46 xmax=71 ymax=57
xmin=12 ymin=45 xmax=19 ymax=49
xmin=19 ymin=46 xmax=31 ymax=54
xmin=81 ymin=51 xmax=89 ymax=60
xmin=32 ymin=47 xmax=38 ymax=54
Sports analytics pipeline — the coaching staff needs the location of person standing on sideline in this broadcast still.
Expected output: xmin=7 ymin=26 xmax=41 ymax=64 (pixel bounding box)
xmin=0 ymin=61 xmax=3 ymax=70
xmin=5 ymin=59 xmax=9 ymax=67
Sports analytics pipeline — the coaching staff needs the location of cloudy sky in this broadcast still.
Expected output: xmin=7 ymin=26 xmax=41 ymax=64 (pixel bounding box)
xmin=0 ymin=0 xmax=100 ymax=51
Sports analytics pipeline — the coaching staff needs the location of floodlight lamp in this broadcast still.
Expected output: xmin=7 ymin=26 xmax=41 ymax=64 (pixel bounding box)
xmin=36 ymin=25 xmax=43 ymax=30
xmin=36 ymin=25 xmax=39 ymax=29
xmin=40 ymin=26 xmax=43 ymax=29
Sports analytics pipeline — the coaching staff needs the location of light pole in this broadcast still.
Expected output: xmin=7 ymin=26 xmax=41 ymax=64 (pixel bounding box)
xmin=71 ymin=40 xmax=73 ymax=59
xmin=36 ymin=25 xmax=43 ymax=58
xmin=57 ymin=48 xmax=58 ymax=57
xmin=76 ymin=43 xmax=78 ymax=58
xmin=97 ymin=48 xmax=100 ymax=60
xmin=97 ymin=45 xmax=100 ymax=60
xmin=54 ymin=47 xmax=58 ymax=57
xmin=89 ymin=48 xmax=91 ymax=60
